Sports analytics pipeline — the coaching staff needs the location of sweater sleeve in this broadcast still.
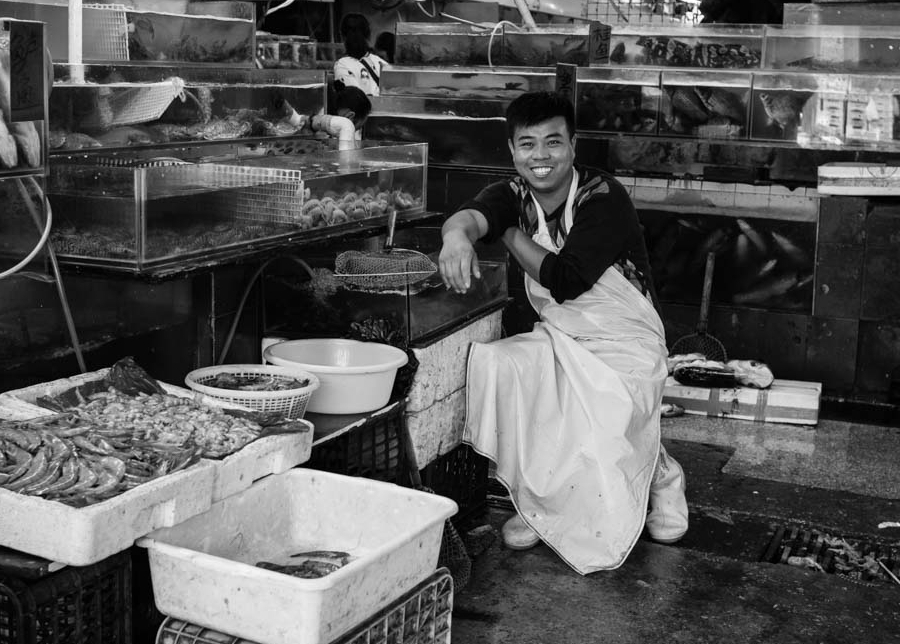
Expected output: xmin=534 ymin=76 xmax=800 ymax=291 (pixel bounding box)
xmin=456 ymin=180 xmax=521 ymax=244
xmin=538 ymin=183 xmax=639 ymax=303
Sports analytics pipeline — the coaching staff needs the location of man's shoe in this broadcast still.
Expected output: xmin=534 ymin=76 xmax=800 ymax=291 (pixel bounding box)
xmin=646 ymin=445 xmax=688 ymax=544
xmin=502 ymin=513 xmax=541 ymax=550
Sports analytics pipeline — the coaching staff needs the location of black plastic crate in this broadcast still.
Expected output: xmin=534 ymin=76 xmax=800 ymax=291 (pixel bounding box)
xmin=304 ymin=400 xmax=409 ymax=485
xmin=0 ymin=549 xmax=131 ymax=644
xmin=419 ymin=444 xmax=489 ymax=529
xmin=154 ymin=568 xmax=453 ymax=644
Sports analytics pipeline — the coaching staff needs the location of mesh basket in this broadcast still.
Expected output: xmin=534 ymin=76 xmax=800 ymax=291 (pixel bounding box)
xmin=78 ymin=78 xmax=187 ymax=129
xmin=334 ymin=249 xmax=437 ymax=291
xmin=154 ymin=568 xmax=452 ymax=644
xmin=585 ymin=0 xmax=702 ymax=24
xmin=184 ymin=365 xmax=320 ymax=419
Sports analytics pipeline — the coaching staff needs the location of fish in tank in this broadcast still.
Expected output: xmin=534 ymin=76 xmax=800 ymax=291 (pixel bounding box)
xmin=127 ymin=10 xmax=254 ymax=64
xmin=395 ymin=33 xmax=492 ymax=66
xmin=48 ymin=82 xmax=324 ymax=150
xmin=750 ymin=89 xmax=813 ymax=141
xmin=640 ymin=212 xmax=815 ymax=312
xmin=504 ymin=33 xmax=590 ymax=67
xmin=609 ymin=35 xmax=761 ymax=69
xmin=660 ymin=85 xmax=748 ymax=139
xmin=577 ymin=82 xmax=658 ymax=134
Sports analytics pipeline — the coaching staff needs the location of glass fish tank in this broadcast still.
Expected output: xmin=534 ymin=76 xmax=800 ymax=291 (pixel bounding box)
xmin=659 ymin=70 xmax=750 ymax=139
xmin=640 ymin=211 xmax=816 ymax=312
xmin=394 ymin=22 xmax=610 ymax=67
xmin=380 ymin=65 xmax=555 ymax=101
xmin=46 ymin=142 xmax=427 ymax=274
xmin=0 ymin=18 xmax=48 ymax=178
xmin=750 ymin=71 xmax=848 ymax=147
xmin=0 ymin=0 xmax=255 ymax=65
xmin=608 ymin=24 xmax=763 ymax=69
xmin=263 ymin=226 xmax=508 ymax=345
xmin=0 ymin=175 xmax=47 ymax=276
xmin=256 ymin=34 xmax=317 ymax=69
xmin=366 ymin=112 xmax=510 ymax=168
xmin=573 ymin=67 xmax=660 ymax=135
xmin=763 ymin=25 xmax=900 ymax=73
xmin=49 ymin=64 xmax=326 ymax=152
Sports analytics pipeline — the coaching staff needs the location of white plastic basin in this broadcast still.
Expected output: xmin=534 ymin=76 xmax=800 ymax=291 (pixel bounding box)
xmin=263 ymin=339 xmax=408 ymax=414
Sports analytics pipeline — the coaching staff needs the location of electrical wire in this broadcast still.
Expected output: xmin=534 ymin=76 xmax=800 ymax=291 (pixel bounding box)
xmin=10 ymin=177 xmax=87 ymax=373
xmin=417 ymin=0 xmax=437 ymax=18
xmin=487 ymin=20 xmax=524 ymax=68
xmin=217 ymin=256 xmax=317 ymax=365
xmin=265 ymin=0 xmax=298 ymax=17
xmin=0 ymin=178 xmax=52 ymax=280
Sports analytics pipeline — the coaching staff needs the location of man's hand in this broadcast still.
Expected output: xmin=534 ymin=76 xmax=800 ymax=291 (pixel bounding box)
xmin=440 ymin=228 xmax=482 ymax=293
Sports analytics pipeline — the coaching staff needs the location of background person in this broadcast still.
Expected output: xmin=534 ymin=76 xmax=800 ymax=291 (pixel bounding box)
xmin=333 ymin=13 xmax=387 ymax=97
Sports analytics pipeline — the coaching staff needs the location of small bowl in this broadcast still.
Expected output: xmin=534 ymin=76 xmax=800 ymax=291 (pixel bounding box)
xmin=263 ymin=339 xmax=408 ymax=414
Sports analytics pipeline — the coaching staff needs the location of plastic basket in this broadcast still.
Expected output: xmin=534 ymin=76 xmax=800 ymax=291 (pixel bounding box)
xmin=305 ymin=401 xmax=409 ymax=484
xmin=185 ymin=365 xmax=319 ymax=419
xmin=153 ymin=568 xmax=452 ymax=644
xmin=420 ymin=443 xmax=490 ymax=529
xmin=0 ymin=550 xmax=131 ymax=644
xmin=76 ymin=78 xmax=187 ymax=129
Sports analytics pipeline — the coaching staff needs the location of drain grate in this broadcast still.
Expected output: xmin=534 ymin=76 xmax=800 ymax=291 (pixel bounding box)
xmin=760 ymin=524 xmax=900 ymax=586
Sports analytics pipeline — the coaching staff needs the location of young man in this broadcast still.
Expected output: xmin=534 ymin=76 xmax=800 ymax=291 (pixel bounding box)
xmin=439 ymin=91 xmax=688 ymax=575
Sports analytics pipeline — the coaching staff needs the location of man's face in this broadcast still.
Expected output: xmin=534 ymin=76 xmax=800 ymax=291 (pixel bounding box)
xmin=508 ymin=116 xmax=575 ymax=194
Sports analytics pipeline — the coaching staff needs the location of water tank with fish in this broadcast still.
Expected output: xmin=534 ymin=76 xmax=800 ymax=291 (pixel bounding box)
xmin=763 ymin=24 xmax=900 ymax=73
xmin=659 ymin=70 xmax=750 ymax=140
xmin=46 ymin=141 xmax=428 ymax=274
xmin=573 ymin=67 xmax=661 ymax=135
xmin=263 ymin=226 xmax=509 ymax=346
xmin=640 ymin=211 xmax=816 ymax=312
xmin=394 ymin=22 xmax=609 ymax=68
xmin=750 ymin=71 xmax=847 ymax=146
xmin=608 ymin=24 xmax=764 ymax=69
xmin=379 ymin=65 xmax=555 ymax=102
xmin=49 ymin=64 xmax=326 ymax=152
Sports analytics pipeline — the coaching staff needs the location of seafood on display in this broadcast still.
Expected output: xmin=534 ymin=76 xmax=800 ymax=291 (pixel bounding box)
xmin=610 ymin=36 xmax=761 ymax=69
xmin=256 ymin=550 xmax=354 ymax=579
xmin=662 ymin=85 xmax=749 ymax=138
xmin=0 ymin=414 xmax=201 ymax=507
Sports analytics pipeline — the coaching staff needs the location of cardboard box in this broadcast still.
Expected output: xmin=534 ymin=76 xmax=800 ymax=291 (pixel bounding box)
xmin=663 ymin=377 xmax=822 ymax=425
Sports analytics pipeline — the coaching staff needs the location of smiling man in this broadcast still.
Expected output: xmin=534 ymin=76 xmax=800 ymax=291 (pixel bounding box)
xmin=439 ymin=91 xmax=688 ymax=575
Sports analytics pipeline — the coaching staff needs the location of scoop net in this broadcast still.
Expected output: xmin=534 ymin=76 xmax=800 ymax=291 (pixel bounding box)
xmin=334 ymin=248 xmax=437 ymax=292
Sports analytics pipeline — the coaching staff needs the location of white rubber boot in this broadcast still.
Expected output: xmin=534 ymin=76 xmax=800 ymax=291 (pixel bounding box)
xmin=646 ymin=444 xmax=688 ymax=544
xmin=501 ymin=513 xmax=541 ymax=550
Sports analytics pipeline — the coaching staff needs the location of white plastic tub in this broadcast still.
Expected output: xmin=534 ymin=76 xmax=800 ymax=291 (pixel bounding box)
xmin=263 ymin=339 xmax=408 ymax=414
xmin=138 ymin=469 xmax=456 ymax=644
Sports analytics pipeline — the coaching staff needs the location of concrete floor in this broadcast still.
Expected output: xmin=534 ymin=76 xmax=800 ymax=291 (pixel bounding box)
xmin=451 ymin=415 xmax=900 ymax=644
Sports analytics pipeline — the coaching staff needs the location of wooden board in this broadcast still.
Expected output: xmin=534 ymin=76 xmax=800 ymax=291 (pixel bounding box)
xmin=663 ymin=377 xmax=822 ymax=425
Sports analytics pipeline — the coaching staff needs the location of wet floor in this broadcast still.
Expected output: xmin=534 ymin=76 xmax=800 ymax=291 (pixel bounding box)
xmin=451 ymin=415 xmax=900 ymax=644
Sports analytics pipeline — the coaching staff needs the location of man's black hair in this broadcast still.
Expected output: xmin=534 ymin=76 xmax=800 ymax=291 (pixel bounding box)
xmin=334 ymin=85 xmax=372 ymax=120
xmin=340 ymin=13 xmax=371 ymax=59
xmin=505 ymin=91 xmax=576 ymax=142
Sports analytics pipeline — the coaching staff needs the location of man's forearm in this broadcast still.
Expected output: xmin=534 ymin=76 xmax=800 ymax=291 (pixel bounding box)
xmin=502 ymin=227 xmax=549 ymax=282
xmin=441 ymin=209 xmax=488 ymax=243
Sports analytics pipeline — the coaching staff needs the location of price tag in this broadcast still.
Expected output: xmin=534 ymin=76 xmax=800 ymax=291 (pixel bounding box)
xmin=8 ymin=20 xmax=44 ymax=123
xmin=555 ymin=63 xmax=577 ymax=105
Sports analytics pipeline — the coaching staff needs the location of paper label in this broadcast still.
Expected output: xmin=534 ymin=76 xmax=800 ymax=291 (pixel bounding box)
xmin=7 ymin=20 xmax=44 ymax=123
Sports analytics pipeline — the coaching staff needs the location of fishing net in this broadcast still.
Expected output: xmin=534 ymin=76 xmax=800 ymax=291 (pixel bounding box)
xmin=334 ymin=248 xmax=437 ymax=292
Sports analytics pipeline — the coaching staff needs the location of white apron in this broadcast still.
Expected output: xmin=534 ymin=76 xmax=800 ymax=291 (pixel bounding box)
xmin=464 ymin=172 xmax=669 ymax=574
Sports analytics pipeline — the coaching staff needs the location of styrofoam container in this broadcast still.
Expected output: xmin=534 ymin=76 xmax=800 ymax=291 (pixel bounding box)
xmin=0 ymin=459 xmax=217 ymax=567
xmin=137 ymin=469 xmax=457 ymax=644
xmin=210 ymin=423 xmax=313 ymax=502
xmin=0 ymin=368 xmax=315 ymax=563
xmin=263 ymin=339 xmax=409 ymax=414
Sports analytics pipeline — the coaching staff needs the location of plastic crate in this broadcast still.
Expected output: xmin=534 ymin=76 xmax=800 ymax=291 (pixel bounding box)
xmin=154 ymin=568 xmax=452 ymax=644
xmin=304 ymin=401 xmax=409 ymax=484
xmin=419 ymin=444 xmax=490 ymax=529
xmin=0 ymin=549 xmax=131 ymax=644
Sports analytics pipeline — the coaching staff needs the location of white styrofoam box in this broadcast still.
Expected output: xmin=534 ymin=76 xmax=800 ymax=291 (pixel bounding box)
xmin=0 ymin=459 xmax=217 ymax=567
xmin=405 ymin=388 xmax=466 ymax=470
xmin=210 ymin=423 xmax=313 ymax=502
xmin=0 ymin=368 xmax=314 ymax=560
xmin=138 ymin=469 xmax=457 ymax=644
xmin=818 ymin=162 xmax=900 ymax=195
xmin=406 ymin=310 xmax=503 ymax=414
